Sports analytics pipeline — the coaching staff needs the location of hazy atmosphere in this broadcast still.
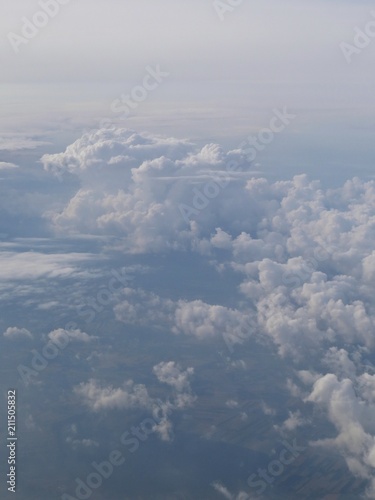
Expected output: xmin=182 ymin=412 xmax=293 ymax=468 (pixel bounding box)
xmin=1 ymin=1 xmax=375 ymax=499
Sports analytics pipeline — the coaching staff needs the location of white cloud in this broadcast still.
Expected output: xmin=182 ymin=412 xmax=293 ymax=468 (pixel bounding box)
xmin=74 ymin=379 xmax=151 ymax=412
xmin=42 ymin=128 xmax=252 ymax=252
xmin=278 ymin=410 xmax=308 ymax=432
xmin=3 ymin=326 xmax=33 ymax=340
xmin=0 ymin=251 xmax=93 ymax=282
xmin=212 ymin=481 xmax=233 ymax=500
xmin=153 ymin=361 xmax=196 ymax=415
xmin=30 ymin=128 xmax=375 ymax=494
xmin=49 ymin=141 xmax=375 ymax=383
xmin=42 ymin=129 xmax=375 ymax=284
xmin=114 ymin=287 xmax=252 ymax=346
xmin=260 ymin=401 xmax=276 ymax=416
xmin=323 ymin=348 xmax=357 ymax=379
xmin=306 ymin=373 xmax=375 ymax=495
xmin=0 ymin=162 xmax=18 ymax=170
xmin=48 ymin=328 xmax=97 ymax=344
xmin=225 ymin=399 xmax=239 ymax=409
xmin=153 ymin=361 xmax=194 ymax=393
xmin=173 ymin=300 xmax=251 ymax=343
xmin=0 ymin=136 xmax=50 ymax=151
xmin=74 ymin=361 xmax=196 ymax=442
xmin=113 ymin=288 xmax=175 ymax=327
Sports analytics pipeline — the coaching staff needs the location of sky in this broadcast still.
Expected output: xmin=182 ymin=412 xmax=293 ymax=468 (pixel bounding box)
xmin=2 ymin=1 xmax=375 ymax=499
xmin=1 ymin=0 xmax=375 ymax=182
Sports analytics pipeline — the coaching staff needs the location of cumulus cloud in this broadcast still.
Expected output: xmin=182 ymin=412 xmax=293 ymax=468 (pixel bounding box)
xmin=172 ymin=300 xmax=252 ymax=345
xmin=41 ymin=128 xmax=252 ymax=252
xmin=114 ymin=287 xmax=252 ymax=348
xmin=42 ymin=130 xmax=375 ymax=282
xmin=225 ymin=399 xmax=239 ymax=409
xmin=151 ymin=361 xmax=196 ymax=440
xmin=305 ymin=373 xmax=375 ymax=496
xmin=260 ymin=401 xmax=276 ymax=416
xmin=113 ymin=288 xmax=175 ymax=327
xmin=48 ymin=328 xmax=97 ymax=344
xmin=153 ymin=361 xmax=196 ymax=414
xmin=323 ymin=348 xmax=357 ymax=380
xmin=74 ymin=379 xmax=151 ymax=412
xmin=243 ymin=266 xmax=375 ymax=358
xmin=74 ymin=361 xmax=196 ymax=442
xmin=3 ymin=326 xmax=33 ymax=340
xmin=64 ymin=423 xmax=99 ymax=450
xmin=40 ymin=128 xmax=375 ymax=494
xmin=153 ymin=361 xmax=194 ymax=392
xmin=276 ymin=410 xmax=309 ymax=432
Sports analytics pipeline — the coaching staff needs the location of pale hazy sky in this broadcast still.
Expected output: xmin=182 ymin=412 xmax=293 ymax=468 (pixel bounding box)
xmin=1 ymin=0 xmax=375 ymax=177
xmin=2 ymin=0 xmax=375 ymax=85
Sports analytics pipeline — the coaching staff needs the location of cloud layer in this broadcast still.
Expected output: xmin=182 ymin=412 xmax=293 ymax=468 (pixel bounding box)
xmin=74 ymin=361 xmax=195 ymax=442
xmin=23 ymin=127 xmax=375 ymax=495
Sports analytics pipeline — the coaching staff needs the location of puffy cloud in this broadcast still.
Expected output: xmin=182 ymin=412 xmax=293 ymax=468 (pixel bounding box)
xmin=210 ymin=228 xmax=233 ymax=250
xmin=225 ymin=399 xmax=239 ymax=409
xmin=323 ymin=348 xmax=357 ymax=379
xmin=114 ymin=287 xmax=252 ymax=348
xmin=151 ymin=412 xmax=174 ymax=443
xmin=74 ymin=379 xmax=151 ymax=412
xmin=260 ymin=401 xmax=276 ymax=416
xmin=151 ymin=361 xmax=196 ymax=440
xmin=296 ymin=370 xmax=321 ymax=386
xmin=212 ymin=481 xmax=233 ymax=500
xmin=3 ymin=326 xmax=33 ymax=340
xmin=64 ymin=423 xmax=99 ymax=450
xmin=153 ymin=361 xmax=196 ymax=414
xmin=42 ymin=128 xmax=193 ymax=177
xmin=173 ymin=300 xmax=251 ymax=344
xmin=42 ymin=130 xmax=375 ymax=287
xmin=40 ymin=128 xmax=375 ymax=494
xmin=306 ymin=373 xmax=375 ymax=495
xmin=237 ymin=251 xmax=375 ymax=358
xmin=41 ymin=128 xmax=253 ymax=252
xmin=74 ymin=361 xmax=196 ymax=442
xmin=48 ymin=328 xmax=97 ymax=344
xmin=153 ymin=361 xmax=194 ymax=393
xmin=113 ymin=288 xmax=175 ymax=327
xmin=278 ymin=410 xmax=309 ymax=432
